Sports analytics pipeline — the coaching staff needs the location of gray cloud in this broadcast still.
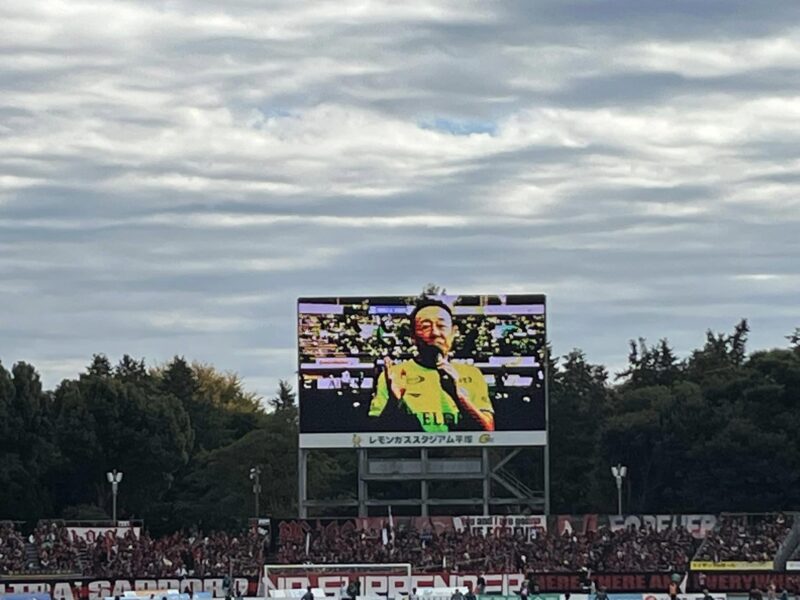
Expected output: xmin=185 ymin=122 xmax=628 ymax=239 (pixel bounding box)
xmin=1 ymin=0 xmax=799 ymax=396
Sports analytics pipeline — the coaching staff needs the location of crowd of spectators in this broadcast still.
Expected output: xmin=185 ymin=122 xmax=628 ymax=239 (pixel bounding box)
xmin=2 ymin=520 xmax=701 ymax=577
xmin=277 ymin=523 xmax=700 ymax=573
xmin=80 ymin=528 xmax=268 ymax=578
xmin=4 ymin=514 xmax=795 ymax=578
xmin=32 ymin=521 xmax=83 ymax=571
xmin=298 ymin=308 xmax=545 ymax=366
xmin=0 ymin=522 xmax=28 ymax=573
xmin=0 ymin=523 xmax=269 ymax=577
xmin=697 ymin=514 xmax=793 ymax=563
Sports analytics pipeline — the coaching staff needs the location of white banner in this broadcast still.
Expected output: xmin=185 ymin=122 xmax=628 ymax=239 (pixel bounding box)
xmin=455 ymin=514 xmax=547 ymax=536
xmin=644 ymin=595 xmax=726 ymax=600
xmin=606 ymin=514 xmax=717 ymax=538
xmin=66 ymin=525 xmax=141 ymax=541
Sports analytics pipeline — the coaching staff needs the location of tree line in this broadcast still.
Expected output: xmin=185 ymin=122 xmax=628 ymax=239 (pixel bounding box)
xmin=550 ymin=321 xmax=800 ymax=513
xmin=1 ymin=321 xmax=798 ymax=531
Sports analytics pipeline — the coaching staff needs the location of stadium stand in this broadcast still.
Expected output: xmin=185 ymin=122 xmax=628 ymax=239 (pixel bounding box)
xmin=3 ymin=514 xmax=798 ymax=579
xmin=79 ymin=528 xmax=268 ymax=578
xmin=32 ymin=521 xmax=83 ymax=572
xmin=0 ymin=523 xmax=269 ymax=577
xmin=695 ymin=514 xmax=794 ymax=563
xmin=0 ymin=522 xmax=28 ymax=573
xmin=277 ymin=521 xmax=699 ymax=573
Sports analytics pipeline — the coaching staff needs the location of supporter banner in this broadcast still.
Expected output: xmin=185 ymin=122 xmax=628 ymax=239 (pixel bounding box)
xmin=690 ymin=562 xmax=773 ymax=571
xmin=353 ymin=516 xmax=458 ymax=535
xmin=643 ymin=595 xmax=727 ymax=600
xmin=686 ymin=572 xmax=800 ymax=592
xmin=454 ymin=514 xmax=548 ymax=535
xmin=607 ymin=515 xmax=716 ymax=539
xmin=4 ymin=571 xmax=791 ymax=600
xmin=786 ymin=561 xmax=800 ymax=571
xmin=474 ymin=596 xmax=729 ymax=600
xmin=297 ymin=294 xmax=547 ymax=448
xmin=264 ymin=573 xmax=683 ymax=595
xmin=276 ymin=513 xmax=714 ymax=546
xmin=0 ymin=578 xmax=251 ymax=600
xmin=566 ymin=595 xmax=649 ymax=600
xmin=104 ymin=594 xmax=212 ymax=600
xmin=478 ymin=595 xmax=559 ymax=600
xmin=557 ymin=515 xmax=716 ymax=538
xmin=275 ymin=515 xmax=547 ymax=547
xmin=65 ymin=525 xmax=141 ymax=542
xmin=275 ymin=517 xmax=363 ymax=547
xmin=555 ymin=514 xmax=600 ymax=535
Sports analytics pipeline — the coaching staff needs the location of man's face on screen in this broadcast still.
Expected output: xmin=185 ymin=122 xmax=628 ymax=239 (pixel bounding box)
xmin=413 ymin=305 xmax=455 ymax=355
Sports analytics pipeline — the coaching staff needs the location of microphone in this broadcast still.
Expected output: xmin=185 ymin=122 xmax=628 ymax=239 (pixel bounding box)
xmin=435 ymin=355 xmax=458 ymax=399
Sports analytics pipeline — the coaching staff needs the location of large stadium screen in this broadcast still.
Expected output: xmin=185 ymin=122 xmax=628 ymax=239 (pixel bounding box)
xmin=297 ymin=294 xmax=547 ymax=448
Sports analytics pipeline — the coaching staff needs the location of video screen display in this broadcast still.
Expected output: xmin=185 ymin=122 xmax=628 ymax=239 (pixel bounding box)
xmin=297 ymin=294 xmax=547 ymax=448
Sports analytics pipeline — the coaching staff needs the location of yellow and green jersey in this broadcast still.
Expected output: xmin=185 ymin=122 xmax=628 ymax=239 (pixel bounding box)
xmin=368 ymin=359 xmax=493 ymax=432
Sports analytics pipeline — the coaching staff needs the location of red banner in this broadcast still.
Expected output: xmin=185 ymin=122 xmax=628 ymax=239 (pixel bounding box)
xmin=3 ymin=570 xmax=798 ymax=600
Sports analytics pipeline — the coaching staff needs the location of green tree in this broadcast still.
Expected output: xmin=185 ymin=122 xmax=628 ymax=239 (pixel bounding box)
xmin=52 ymin=357 xmax=193 ymax=520
xmin=268 ymin=380 xmax=297 ymax=413
xmin=0 ymin=361 xmax=56 ymax=519
xmin=3 ymin=314 xmax=800 ymax=525
xmin=421 ymin=283 xmax=446 ymax=296
xmin=193 ymin=362 xmax=265 ymax=442
xmin=156 ymin=358 xmax=264 ymax=453
xmin=115 ymin=354 xmax=148 ymax=383
xmin=549 ymin=350 xmax=610 ymax=512
xmin=193 ymin=363 xmax=262 ymax=412
xmin=787 ymin=328 xmax=800 ymax=352
xmin=170 ymin=381 xmax=299 ymax=528
xmin=618 ymin=338 xmax=681 ymax=387
xmin=681 ymin=347 xmax=800 ymax=511
xmin=599 ymin=380 xmax=709 ymax=512
xmin=684 ymin=319 xmax=750 ymax=385
xmin=87 ymin=354 xmax=112 ymax=377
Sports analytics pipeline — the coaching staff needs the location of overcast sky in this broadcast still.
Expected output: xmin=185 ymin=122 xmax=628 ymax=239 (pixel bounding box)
xmin=2 ymin=0 xmax=799 ymax=398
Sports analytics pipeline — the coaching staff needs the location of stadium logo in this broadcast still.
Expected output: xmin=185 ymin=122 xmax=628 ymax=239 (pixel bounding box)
xmin=478 ymin=433 xmax=493 ymax=444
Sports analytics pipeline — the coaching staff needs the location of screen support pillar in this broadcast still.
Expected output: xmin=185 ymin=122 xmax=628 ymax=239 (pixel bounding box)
xmin=544 ymin=443 xmax=551 ymax=515
xmin=482 ymin=447 xmax=490 ymax=515
xmin=543 ymin=334 xmax=551 ymax=516
xmin=420 ymin=447 xmax=429 ymax=516
xmin=298 ymin=448 xmax=308 ymax=518
xmin=358 ymin=449 xmax=368 ymax=517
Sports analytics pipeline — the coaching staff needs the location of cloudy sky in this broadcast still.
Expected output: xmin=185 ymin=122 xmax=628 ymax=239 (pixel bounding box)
xmin=2 ymin=0 xmax=799 ymax=397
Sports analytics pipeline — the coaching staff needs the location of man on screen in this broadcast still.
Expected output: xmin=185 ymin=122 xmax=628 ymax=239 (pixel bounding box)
xmin=368 ymin=298 xmax=494 ymax=432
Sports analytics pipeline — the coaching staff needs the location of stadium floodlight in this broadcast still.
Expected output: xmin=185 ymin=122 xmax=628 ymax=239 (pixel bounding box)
xmin=106 ymin=469 xmax=123 ymax=524
xmin=611 ymin=464 xmax=627 ymax=516
xmin=249 ymin=466 xmax=262 ymax=518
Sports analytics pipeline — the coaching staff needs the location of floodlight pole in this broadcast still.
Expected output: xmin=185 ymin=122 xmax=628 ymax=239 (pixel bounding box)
xmin=250 ymin=466 xmax=262 ymax=518
xmin=106 ymin=469 xmax=123 ymax=524
xmin=611 ymin=463 xmax=627 ymax=516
